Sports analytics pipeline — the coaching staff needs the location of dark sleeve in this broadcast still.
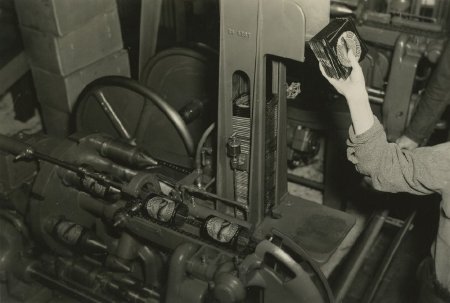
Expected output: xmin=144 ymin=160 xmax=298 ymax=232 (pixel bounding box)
xmin=404 ymin=40 xmax=450 ymax=143
xmin=347 ymin=117 xmax=450 ymax=195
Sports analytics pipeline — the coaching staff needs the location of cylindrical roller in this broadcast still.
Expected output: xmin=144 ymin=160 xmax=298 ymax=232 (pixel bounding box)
xmin=46 ymin=218 xmax=107 ymax=254
xmin=143 ymin=194 xmax=188 ymax=226
xmin=59 ymin=169 xmax=121 ymax=200
xmin=87 ymin=136 xmax=158 ymax=168
xmin=203 ymin=216 xmax=250 ymax=251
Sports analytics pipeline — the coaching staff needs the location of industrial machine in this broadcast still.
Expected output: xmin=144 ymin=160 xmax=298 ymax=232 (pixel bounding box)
xmin=0 ymin=0 xmax=356 ymax=302
xmin=3 ymin=0 xmax=448 ymax=300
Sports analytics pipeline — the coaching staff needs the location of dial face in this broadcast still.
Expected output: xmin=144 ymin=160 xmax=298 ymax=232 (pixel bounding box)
xmin=146 ymin=196 xmax=176 ymax=222
xmin=336 ymin=31 xmax=361 ymax=67
xmin=206 ymin=217 xmax=239 ymax=243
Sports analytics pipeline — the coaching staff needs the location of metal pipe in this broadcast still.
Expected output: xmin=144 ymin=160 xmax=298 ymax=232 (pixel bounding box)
xmin=287 ymin=173 xmax=324 ymax=191
xmin=27 ymin=265 xmax=107 ymax=303
xmin=81 ymin=155 xmax=138 ymax=181
xmin=0 ymin=134 xmax=123 ymax=190
xmin=368 ymin=95 xmax=384 ymax=104
xmin=195 ymin=123 xmax=215 ymax=170
xmin=333 ymin=209 xmax=389 ymax=302
xmin=367 ymin=87 xmax=385 ymax=104
xmin=138 ymin=245 xmax=164 ymax=288
xmin=166 ymin=243 xmax=199 ymax=303
xmin=366 ymin=87 xmax=385 ymax=97
xmin=362 ymin=210 xmax=417 ymax=303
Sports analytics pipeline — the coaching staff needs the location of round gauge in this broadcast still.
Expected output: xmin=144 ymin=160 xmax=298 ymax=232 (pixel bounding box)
xmin=336 ymin=31 xmax=361 ymax=67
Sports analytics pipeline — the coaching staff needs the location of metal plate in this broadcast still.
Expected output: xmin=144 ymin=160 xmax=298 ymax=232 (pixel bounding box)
xmin=139 ymin=47 xmax=217 ymax=167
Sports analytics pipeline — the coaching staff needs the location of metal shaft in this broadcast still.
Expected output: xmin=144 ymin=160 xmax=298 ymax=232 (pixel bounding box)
xmin=333 ymin=209 xmax=389 ymax=302
xmin=0 ymin=134 xmax=123 ymax=191
xmin=362 ymin=210 xmax=417 ymax=303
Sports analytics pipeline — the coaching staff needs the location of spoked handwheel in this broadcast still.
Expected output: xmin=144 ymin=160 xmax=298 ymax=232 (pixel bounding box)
xmin=241 ymin=238 xmax=335 ymax=303
xmin=76 ymin=47 xmax=217 ymax=168
xmin=75 ymin=76 xmax=195 ymax=167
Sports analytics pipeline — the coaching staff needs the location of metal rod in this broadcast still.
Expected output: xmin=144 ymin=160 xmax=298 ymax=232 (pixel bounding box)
xmin=34 ymin=151 xmax=123 ymax=190
xmin=181 ymin=185 xmax=249 ymax=211
xmin=366 ymin=87 xmax=385 ymax=96
xmin=362 ymin=210 xmax=417 ymax=303
xmin=93 ymin=89 xmax=132 ymax=141
xmin=367 ymin=87 xmax=385 ymax=104
xmin=28 ymin=266 xmax=107 ymax=303
xmin=195 ymin=123 xmax=215 ymax=170
xmin=368 ymin=95 xmax=384 ymax=104
xmin=333 ymin=209 xmax=389 ymax=302
xmin=0 ymin=134 xmax=123 ymax=191
xmin=287 ymin=173 xmax=324 ymax=191
xmin=204 ymin=177 xmax=216 ymax=190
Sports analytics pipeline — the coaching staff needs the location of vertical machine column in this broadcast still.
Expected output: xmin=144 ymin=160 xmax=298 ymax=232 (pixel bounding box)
xmin=215 ymin=0 xmax=318 ymax=226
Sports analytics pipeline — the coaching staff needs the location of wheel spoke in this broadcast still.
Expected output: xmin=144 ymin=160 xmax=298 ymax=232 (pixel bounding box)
xmin=93 ymin=89 xmax=133 ymax=142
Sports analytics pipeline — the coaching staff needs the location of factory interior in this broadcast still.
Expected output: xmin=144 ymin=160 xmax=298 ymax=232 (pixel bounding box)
xmin=0 ymin=0 xmax=449 ymax=302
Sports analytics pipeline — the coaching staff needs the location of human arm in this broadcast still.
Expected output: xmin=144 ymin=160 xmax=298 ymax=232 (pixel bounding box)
xmin=318 ymin=51 xmax=373 ymax=135
xmin=346 ymin=117 xmax=450 ymax=195
xmin=319 ymin=50 xmax=450 ymax=195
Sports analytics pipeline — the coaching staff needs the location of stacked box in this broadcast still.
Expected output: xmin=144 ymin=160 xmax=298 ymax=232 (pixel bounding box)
xmin=39 ymin=104 xmax=72 ymax=137
xmin=20 ymin=10 xmax=123 ymax=75
xmin=32 ymin=50 xmax=130 ymax=113
xmin=15 ymin=0 xmax=130 ymax=137
xmin=14 ymin=0 xmax=116 ymax=36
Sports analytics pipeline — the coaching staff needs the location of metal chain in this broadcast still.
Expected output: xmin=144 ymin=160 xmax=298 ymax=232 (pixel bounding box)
xmin=157 ymin=159 xmax=192 ymax=174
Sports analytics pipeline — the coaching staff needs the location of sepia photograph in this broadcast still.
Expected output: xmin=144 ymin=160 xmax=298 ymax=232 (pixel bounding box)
xmin=0 ymin=0 xmax=449 ymax=302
